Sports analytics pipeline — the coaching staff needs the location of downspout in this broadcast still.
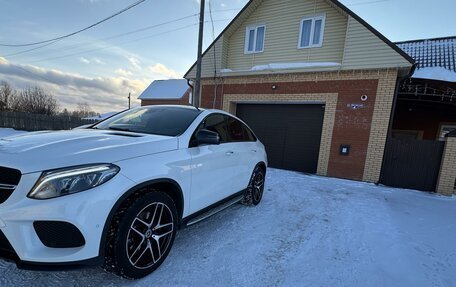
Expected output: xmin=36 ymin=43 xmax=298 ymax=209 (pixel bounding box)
xmin=187 ymin=79 xmax=194 ymax=106
xmin=378 ymin=63 xmax=417 ymax=184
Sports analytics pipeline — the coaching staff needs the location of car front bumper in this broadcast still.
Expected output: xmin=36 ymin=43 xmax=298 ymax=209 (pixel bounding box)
xmin=0 ymin=171 xmax=135 ymax=266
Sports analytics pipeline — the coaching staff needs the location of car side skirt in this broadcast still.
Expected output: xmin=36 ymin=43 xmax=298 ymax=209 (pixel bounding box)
xmin=180 ymin=189 xmax=247 ymax=228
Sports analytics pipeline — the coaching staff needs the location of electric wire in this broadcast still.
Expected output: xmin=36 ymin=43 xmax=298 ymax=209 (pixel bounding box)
xmin=0 ymin=0 xmax=147 ymax=47
xmin=3 ymin=8 xmax=241 ymax=59
xmin=4 ymin=14 xmax=198 ymax=58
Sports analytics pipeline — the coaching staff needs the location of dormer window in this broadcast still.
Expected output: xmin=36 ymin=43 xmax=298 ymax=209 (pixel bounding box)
xmin=244 ymin=25 xmax=266 ymax=54
xmin=298 ymin=15 xmax=325 ymax=48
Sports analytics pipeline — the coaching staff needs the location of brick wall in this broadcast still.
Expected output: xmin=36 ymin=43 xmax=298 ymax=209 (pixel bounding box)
xmin=436 ymin=136 xmax=456 ymax=195
xmin=200 ymin=69 xmax=398 ymax=182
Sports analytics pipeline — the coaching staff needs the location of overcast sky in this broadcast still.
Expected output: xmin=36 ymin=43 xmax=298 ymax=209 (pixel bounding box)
xmin=0 ymin=0 xmax=454 ymax=113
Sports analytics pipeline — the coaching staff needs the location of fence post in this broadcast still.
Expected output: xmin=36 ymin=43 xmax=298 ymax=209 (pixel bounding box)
xmin=436 ymin=131 xmax=456 ymax=196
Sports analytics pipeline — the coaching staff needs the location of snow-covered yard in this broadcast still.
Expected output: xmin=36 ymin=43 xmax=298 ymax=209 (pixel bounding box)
xmin=0 ymin=128 xmax=27 ymax=138
xmin=0 ymin=168 xmax=455 ymax=286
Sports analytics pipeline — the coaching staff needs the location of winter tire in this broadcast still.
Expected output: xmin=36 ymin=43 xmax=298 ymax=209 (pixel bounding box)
xmin=105 ymin=192 xmax=177 ymax=279
xmin=242 ymin=165 xmax=265 ymax=206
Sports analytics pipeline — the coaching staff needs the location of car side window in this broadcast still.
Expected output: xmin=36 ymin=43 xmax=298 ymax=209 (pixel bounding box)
xmin=190 ymin=114 xmax=229 ymax=147
xmin=225 ymin=116 xmax=256 ymax=142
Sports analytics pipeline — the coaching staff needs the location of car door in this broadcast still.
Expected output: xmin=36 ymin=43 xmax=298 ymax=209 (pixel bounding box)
xmin=225 ymin=115 xmax=258 ymax=193
xmin=188 ymin=114 xmax=238 ymax=214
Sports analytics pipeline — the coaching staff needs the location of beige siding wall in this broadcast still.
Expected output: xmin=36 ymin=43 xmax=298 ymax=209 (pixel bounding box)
xmin=226 ymin=0 xmax=348 ymax=70
xmin=342 ymin=16 xmax=411 ymax=69
xmin=186 ymin=36 xmax=225 ymax=79
xmin=185 ymin=0 xmax=412 ymax=79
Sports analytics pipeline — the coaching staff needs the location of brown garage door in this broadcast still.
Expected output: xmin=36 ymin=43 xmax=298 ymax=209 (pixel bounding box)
xmin=237 ymin=104 xmax=325 ymax=173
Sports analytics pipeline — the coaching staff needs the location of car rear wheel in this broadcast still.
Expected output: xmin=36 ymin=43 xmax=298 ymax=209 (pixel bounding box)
xmin=105 ymin=192 xmax=177 ymax=279
xmin=242 ymin=166 xmax=265 ymax=206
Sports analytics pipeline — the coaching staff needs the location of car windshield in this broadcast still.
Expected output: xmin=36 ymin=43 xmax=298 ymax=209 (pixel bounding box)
xmin=93 ymin=106 xmax=202 ymax=136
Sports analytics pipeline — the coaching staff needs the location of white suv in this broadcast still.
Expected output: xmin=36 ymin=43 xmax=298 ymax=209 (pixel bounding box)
xmin=0 ymin=105 xmax=267 ymax=278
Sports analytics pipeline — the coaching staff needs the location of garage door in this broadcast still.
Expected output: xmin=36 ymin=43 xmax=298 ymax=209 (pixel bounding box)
xmin=237 ymin=104 xmax=325 ymax=173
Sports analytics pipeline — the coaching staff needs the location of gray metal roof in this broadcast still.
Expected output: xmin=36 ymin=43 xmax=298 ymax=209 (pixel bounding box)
xmin=138 ymin=79 xmax=189 ymax=100
xmin=396 ymin=36 xmax=456 ymax=72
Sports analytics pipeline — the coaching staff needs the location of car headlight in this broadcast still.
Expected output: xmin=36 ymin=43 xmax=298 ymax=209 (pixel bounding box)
xmin=28 ymin=164 xmax=120 ymax=199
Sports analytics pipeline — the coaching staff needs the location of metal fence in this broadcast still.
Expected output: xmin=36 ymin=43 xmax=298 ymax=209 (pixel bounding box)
xmin=0 ymin=111 xmax=97 ymax=131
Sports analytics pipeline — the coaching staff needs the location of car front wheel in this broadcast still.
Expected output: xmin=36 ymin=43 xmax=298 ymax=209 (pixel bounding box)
xmin=105 ymin=192 xmax=177 ymax=279
xmin=242 ymin=165 xmax=265 ymax=206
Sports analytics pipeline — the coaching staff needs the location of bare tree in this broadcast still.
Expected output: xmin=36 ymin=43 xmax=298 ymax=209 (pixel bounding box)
xmin=0 ymin=81 xmax=15 ymax=111
xmin=71 ymin=102 xmax=98 ymax=118
xmin=11 ymin=86 xmax=59 ymax=115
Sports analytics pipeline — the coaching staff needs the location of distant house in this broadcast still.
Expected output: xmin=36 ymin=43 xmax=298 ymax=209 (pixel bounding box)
xmin=138 ymin=79 xmax=191 ymax=106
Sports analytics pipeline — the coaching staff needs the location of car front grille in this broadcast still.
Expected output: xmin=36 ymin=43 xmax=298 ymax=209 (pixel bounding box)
xmin=0 ymin=166 xmax=21 ymax=204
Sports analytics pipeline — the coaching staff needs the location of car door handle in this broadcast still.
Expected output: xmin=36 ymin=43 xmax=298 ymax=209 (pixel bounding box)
xmin=251 ymin=149 xmax=257 ymax=153
xmin=225 ymin=151 xmax=234 ymax=156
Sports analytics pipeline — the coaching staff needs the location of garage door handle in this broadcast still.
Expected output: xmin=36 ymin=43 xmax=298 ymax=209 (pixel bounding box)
xmin=225 ymin=151 xmax=234 ymax=156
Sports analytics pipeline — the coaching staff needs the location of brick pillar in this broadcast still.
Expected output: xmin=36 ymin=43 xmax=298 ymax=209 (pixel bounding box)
xmin=436 ymin=135 xmax=456 ymax=196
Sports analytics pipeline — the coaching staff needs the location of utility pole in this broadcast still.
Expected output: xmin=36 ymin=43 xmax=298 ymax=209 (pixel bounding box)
xmin=128 ymin=92 xmax=131 ymax=109
xmin=193 ymin=0 xmax=205 ymax=108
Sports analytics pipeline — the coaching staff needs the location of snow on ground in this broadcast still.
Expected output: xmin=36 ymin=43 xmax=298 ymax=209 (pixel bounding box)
xmin=1 ymin=169 xmax=455 ymax=287
xmin=0 ymin=128 xmax=27 ymax=138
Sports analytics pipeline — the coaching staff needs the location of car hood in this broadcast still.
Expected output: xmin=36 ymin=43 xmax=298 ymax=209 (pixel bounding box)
xmin=0 ymin=129 xmax=178 ymax=173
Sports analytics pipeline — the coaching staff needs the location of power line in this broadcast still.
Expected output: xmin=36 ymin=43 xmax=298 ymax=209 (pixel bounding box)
xmin=3 ymin=8 xmax=241 ymax=59
xmin=208 ymin=0 xmax=219 ymax=109
xmin=0 ymin=0 xmax=147 ymax=47
xmin=3 ymin=40 xmax=61 ymax=58
xmin=29 ymin=24 xmax=196 ymax=64
xmin=4 ymin=14 xmax=198 ymax=58
xmin=28 ymin=19 xmax=230 ymax=64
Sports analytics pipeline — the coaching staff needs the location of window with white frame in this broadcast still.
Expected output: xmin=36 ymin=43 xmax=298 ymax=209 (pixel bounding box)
xmin=244 ymin=25 xmax=266 ymax=54
xmin=298 ymin=15 xmax=325 ymax=48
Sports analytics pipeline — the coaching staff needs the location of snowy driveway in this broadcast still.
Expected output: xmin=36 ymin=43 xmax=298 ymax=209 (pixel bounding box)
xmin=1 ymin=169 xmax=455 ymax=287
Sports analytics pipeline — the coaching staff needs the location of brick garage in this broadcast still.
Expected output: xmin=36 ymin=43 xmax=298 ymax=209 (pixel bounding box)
xmin=198 ymin=69 xmax=398 ymax=183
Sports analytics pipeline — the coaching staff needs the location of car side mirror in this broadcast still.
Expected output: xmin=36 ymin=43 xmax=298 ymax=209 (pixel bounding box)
xmin=196 ymin=129 xmax=220 ymax=146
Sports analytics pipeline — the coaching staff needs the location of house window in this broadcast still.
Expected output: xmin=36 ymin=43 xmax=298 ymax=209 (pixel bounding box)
xmin=298 ymin=15 xmax=325 ymax=48
xmin=438 ymin=124 xmax=456 ymax=140
xmin=245 ymin=25 xmax=265 ymax=54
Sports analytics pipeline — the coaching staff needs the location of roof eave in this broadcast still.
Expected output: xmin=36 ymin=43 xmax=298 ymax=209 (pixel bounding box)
xmin=327 ymin=0 xmax=415 ymax=65
xmin=184 ymin=0 xmax=415 ymax=79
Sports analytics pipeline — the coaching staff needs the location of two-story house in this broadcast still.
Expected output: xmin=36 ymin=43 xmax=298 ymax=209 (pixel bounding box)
xmin=185 ymin=0 xmax=414 ymax=184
